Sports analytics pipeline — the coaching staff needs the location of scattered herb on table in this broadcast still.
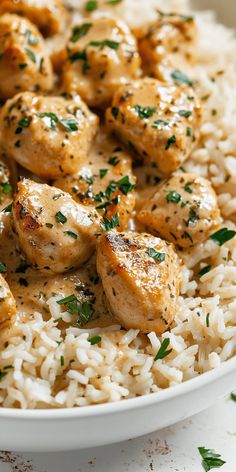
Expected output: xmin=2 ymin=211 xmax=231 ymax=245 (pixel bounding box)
xmin=198 ymin=447 xmax=226 ymax=471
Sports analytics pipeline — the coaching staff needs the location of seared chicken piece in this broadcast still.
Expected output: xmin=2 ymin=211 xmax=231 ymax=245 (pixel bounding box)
xmin=0 ymin=0 xmax=67 ymax=37
xmin=12 ymin=179 xmax=101 ymax=274
xmin=54 ymin=129 xmax=136 ymax=230
xmin=106 ymin=78 xmax=201 ymax=175
xmin=0 ymin=92 xmax=98 ymax=179
xmin=61 ymin=18 xmax=141 ymax=108
xmin=138 ymin=173 xmax=221 ymax=248
xmin=139 ymin=13 xmax=197 ymax=82
xmin=0 ymin=274 xmax=16 ymax=330
xmin=97 ymin=231 xmax=180 ymax=334
xmin=0 ymin=14 xmax=53 ymax=100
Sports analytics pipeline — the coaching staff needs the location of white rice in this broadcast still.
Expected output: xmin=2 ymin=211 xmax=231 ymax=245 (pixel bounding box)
xmin=1 ymin=0 xmax=236 ymax=408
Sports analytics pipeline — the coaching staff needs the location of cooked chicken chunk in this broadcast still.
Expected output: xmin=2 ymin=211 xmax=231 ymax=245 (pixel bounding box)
xmin=0 ymin=0 xmax=67 ymax=37
xmin=0 ymin=274 xmax=16 ymax=330
xmin=0 ymin=14 xmax=53 ymax=100
xmin=12 ymin=179 xmax=101 ymax=274
xmin=61 ymin=18 xmax=141 ymax=108
xmin=97 ymin=231 xmax=180 ymax=333
xmin=106 ymin=78 xmax=201 ymax=175
xmin=0 ymin=92 xmax=99 ymax=179
xmin=138 ymin=173 xmax=221 ymax=248
xmin=54 ymin=129 xmax=136 ymax=230
xmin=139 ymin=13 xmax=197 ymax=82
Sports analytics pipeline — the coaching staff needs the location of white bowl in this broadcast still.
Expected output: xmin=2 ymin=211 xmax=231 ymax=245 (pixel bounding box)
xmin=1 ymin=0 xmax=236 ymax=452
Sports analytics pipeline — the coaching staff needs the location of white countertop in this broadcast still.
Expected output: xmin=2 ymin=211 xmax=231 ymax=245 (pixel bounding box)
xmin=0 ymin=397 xmax=235 ymax=472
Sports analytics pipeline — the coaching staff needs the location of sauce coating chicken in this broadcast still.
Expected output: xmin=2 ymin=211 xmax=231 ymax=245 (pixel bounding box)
xmin=139 ymin=13 xmax=197 ymax=82
xmin=0 ymin=155 xmax=13 ymax=210
xmin=12 ymin=179 xmax=101 ymax=274
xmin=54 ymin=129 xmax=136 ymax=230
xmin=0 ymin=0 xmax=67 ymax=37
xmin=106 ymin=78 xmax=201 ymax=175
xmin=61 ymin=18 xmax=141 ymax=108
xmin=138 ymin=173 xmax=221 ymax=248
xmin=0 ymin=13 xmax=53 ymax=100
xmin=97 ymin=231 xmax=180 ymax=334
xmin=0 ymin=92 xmax=99 ymax=179
xmin=0 ymin=274 xmax=16 ymax=330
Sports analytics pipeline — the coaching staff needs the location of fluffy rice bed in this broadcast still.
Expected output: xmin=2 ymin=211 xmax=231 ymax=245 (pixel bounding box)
xmin=1 ymin=0 xmax=236 ymax=408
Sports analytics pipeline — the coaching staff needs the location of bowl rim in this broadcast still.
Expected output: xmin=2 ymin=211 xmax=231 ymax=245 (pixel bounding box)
xmin=0 ymin=355 xmax=235 ymax=419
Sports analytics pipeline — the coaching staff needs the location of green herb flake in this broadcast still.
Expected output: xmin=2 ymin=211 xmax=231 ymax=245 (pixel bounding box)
xmin=100 ymin=169 xmax=108 ymax=179
xmin=198 ymin=447 xmax=226 ymax=472
xmin=152 ymin=119 xmax=169 ymax=128
xmin=109 ymin=156 xmax=120 ymax=166
xmin=178 ymin=109 xmax=192 ymax=118
xmin=146 ymin=248 xmax=165 ymax=262
xmin=0 ymin=370 xmax=8 ymax=381
xmin=101 ymin=214 xmax=119 ymax=231
xmin=37 ymin=112 xmax=58 ymax=130
xmin=198 ymin=265 xmax=212 ymax=277
xmin=0 ymin=262 xmax=7 ymax=273
xmin=210 ymin=227 xmax=236 ymax=246
xmin=211 ymin=109 xmax=217 ymax=116
xmin=60 ymin=356 xmax=65 ymax=366
xmin=184 ymin=183 xmax=193 ymax=193
xmin=106 ymin=0 xmax=123 ymax=4
xmin=1 ymin=182 xmax=12 ymax=194
xmin=19 ymin=63 xmax=28 ymax=69
xmin=89 ymin=336 xmax=102 ymax=345
xmin=230 ymin=391 xmax=236 ymax=402
xmin=186 ymin=126 xmax=192 ymax=137
xmin=64 ymin=230 xmax=78 ymax=239
xmin=71 ymin=23 xmax=92 ymax=42
xmin=183 ymin=231 xmax=193 ymax=244
xmin=171 ymin=70 xmax=193 ymax=86
xmin=24 ymin=48 xmax=37 ymax=64
xmin=57 ymin=295 xmax=94 ymax=327
xmin=166 ymin=191 xmax=181 ymax=204
xmin=154 ymin=338 xmax=172 ymax=361
xmin=115 ymin=175 xmax=135 ymax=195
xmin=60 ymin=119 xmax=78 ymax=132
xmin=55 ymin=211 xmax=67 ymax=224
xmin=206 ymin=313 xmax=210 ymax=328
xmin=2 ymin=203 xmax=12 ymax=213
xmin=85 ymin=0 xmax=97 ymax=11
xmin=111 ymin=107 xmax=119 ymax=119
xmin=89 ymin=39 xmax=120 ymax=50
xmin=134 ymin=105 xmax=156 ymax=120
xmin=165 ymin=135 xmax=176 ymax=150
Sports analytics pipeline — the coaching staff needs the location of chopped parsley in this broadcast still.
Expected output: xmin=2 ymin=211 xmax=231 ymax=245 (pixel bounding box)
xmin=109 ymin=156 xmax=120 ymax=166
xmin=115 ymin=175 xmax=135 ymax=195
xmin=171 ymin=70 xmax=193 ymax=86
xmin=15 ymin=262 xmax=30 ymax=273
xmin=89 ymin=39 xmax=120 ymax=50
xmin=184 ymin=183 xmax=193 ymax=194
xmin=69 ymin=50 xmax=87 ymax=63
xmin=55 ymin=211 xmax=67 ymax=224
xmin=37 ymin=112 xmax=58 ymax=130
xmin=101 ymin=213 xmax=119 ymax=231
xmin=60 ymin=356 xmax=65 ymax=366
xmin=230 ymin=391 xmax=236 ymax=401
xmin=2 ymin=203 xmax=12 ymax=213
xmin=64 ymin=231 xmax=78 ymax=239
xmin=106 ymin=0 xmax=123 ymax=4
xmin=206 ymin=313 xmax=210 ymax=327
xmin=198 ymin=447 xmax=226 ymax=471
xmin=57 ymin=294 xmax=94 ymax=327
xmin=60 ymin=119 xmax=78 ymax=132
xmin=187 ymin=208 xmax=199 ymax=226
xmin=134 ymin=105 xmax=156 ymax=120
xmin=85 ymin=0 xmax=97 ymax=11
xmin=19 ymin=63 xmax=28 ymax=70
xmin=211 ymin=109 xmax=217 ymax=116
xmin=15 ymin=116 xmax=31 ymax=134
xmin=198 ymin=265 xmax=212 ymax=277
xmin=210 ymin=227 xmax=236 ymax=246
xmin=155 ymin=338 xmax=172 ymax=361
xmin=186 ymin=126 xmax=192 ymax=137
xmin=166 ymin=191 xmax=181 ymax=203
xmin=152 ymin=119 xmax=169 ymax=128
xmin=1 ymin=182 xmax=12 ymax=194
xmin=100 ymin=169 xmax=108 ymax=179
xmin=0 ymin=262 xmax=7 ymax=273
xmin=111 ymin=107 xmax=119 ymax=119
xmin=146 ymin=248 xmax=165 ymax=262
xmin=24 ymin=48 xmax=37 ymax=64
xmin=0 ymin=370 xmax=8 ymax=381
xmin=178 ymin=109 xmax=192 ymax=118
xmin=183 ymin=231 xmax=193 ymax=244
xmin=89 ymin=336 xmax=102 ymax=345
xmin=165 ymin=135 xmax=176 ymax=150
xmin=70 ymin=23 xmax=92 ymax=42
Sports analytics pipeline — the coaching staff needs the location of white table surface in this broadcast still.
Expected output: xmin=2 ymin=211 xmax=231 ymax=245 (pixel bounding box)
xmin=0 ymin=397 xmax=235 ymax=472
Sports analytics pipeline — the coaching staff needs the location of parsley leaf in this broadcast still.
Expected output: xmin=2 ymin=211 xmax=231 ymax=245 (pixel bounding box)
xmin=24 ymin=48 xmax=37 ymax=64
xmin=152 ymin=119 xmax=169 ymax=128
xmin=64 ymin=231 xmax=78 ymax=239
xmin=89 ymin=336 xmax=102 ymax=345
xmin=165 ymin=135 xmax=176 ymax=150
xmin=134 ymin=105 xmax=156 ymax=119
xmin=166 ymin=191 xmax=181 ymax=203
xmin=210 ymin=227 xmax=236 ymax=246
xmin=57 ymin=294 xmax=94 ymax=327
xmin=0 ymin=370 xmax=8 ymax=381
xmin=171 ymin=70 xmax=193 ymax=86
xmin=37 ymin=112 xmax=59 ymax=130
xmin=146 ymin=248 xmax=165 ymax=262
xmin=230 ymin=391 xmax=236 ymax=401
xmin=85 ymin=0 xmax=97 ymax=11
xmin=55 ymin=211 xmax=67 ymax=224
xmin=101 ymin=214 xmax=119 ymax=231
xmin=178 ymin=109 xmax=192 ymax=118
xmin=89 ymin=39 xmax=120 ymax=50
xmin=198 ymin=265 xmax=212 ymax=277
xmin=115 ymin=176 xmax=135 ymax=195
xmin=111 ymin=107 xmax=119 ymax=119
xmin=1 ymin=182 xmax=12 ymax=194
xmin=0 ymin=262 xmax=7 ymax=273
xmin=198 ymin=447 xmax=226 ymax=472
xmin=155 ymin=339 xmax=172 ymax=361
xmin=60 ymin=119 xmax=78 ymax=132
xmin=70 ymin=23 xmax=92 ymax=42
xmin=100 ymin=169 xmax=108 ymax=179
